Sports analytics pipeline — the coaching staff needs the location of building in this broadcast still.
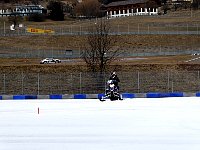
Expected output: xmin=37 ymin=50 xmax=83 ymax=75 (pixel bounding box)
xmin=0 ymin=5 xmax=46 ymax=17
xmin=103 ymin=0 xmax=160 ymax=18
xmin=171 ymin=0 xmax=193 ymax=4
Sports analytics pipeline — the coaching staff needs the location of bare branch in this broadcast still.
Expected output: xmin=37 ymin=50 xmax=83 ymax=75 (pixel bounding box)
xmin=81 ymin=18 xmax=121 ymax=73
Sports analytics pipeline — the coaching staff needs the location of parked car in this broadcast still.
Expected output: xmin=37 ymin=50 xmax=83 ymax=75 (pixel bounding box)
xmin=40 ymin=58 xmax=61 ymax=64
xmin=192 ymin=53 xmax=200 ymax=56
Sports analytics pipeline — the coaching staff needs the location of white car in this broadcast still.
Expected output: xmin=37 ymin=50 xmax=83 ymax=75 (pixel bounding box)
xmin=192 ymin=53 xmax=200 ymax=56
xmin=40 ymin=58 xmax=61 ymax=64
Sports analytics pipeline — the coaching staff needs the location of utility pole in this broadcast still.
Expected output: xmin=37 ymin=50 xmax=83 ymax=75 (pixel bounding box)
xmin=4 ymin=21 xmax=6 ymax=36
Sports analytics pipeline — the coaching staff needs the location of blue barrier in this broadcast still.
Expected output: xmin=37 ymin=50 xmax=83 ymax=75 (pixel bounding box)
xmin=1 ymin=92 xmax=194 ymax=100
xmin=196 ymin=92 xmax=200 ymax=97
xmin=169 ymin=92 xmax=183 ymax=97
xmin=25 ymin=95 xmax=37 ymax=99
xmin=13 ymin=95 xmax=37 ymax=100
xmin=160 ymin=93 xmax=171 ymax=98
xmin=74 ymin=94 xmax=86 ymax=99
xmin=13 ymin=95 xmax=26 ymax=100
xmin=146 ymin=92 xmax=184 ymax=98
xmin=146 ymin=93 xmax=161 ymax=98
xmin=122 ymin=93 xmax=135 ymax=98
xmin=49 ymin=95 xmax=62 ymax=99
xmin=98 ymin=93 xmax=105 ymax=99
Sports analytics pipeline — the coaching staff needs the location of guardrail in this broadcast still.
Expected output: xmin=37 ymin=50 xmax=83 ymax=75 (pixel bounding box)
xmin=0 ymin=45 xmax=199 ymax=58
xmin=0 ymin=92 xmax=199 ymax=100
xmin=0 ymin=24 xmax=200 ymax=36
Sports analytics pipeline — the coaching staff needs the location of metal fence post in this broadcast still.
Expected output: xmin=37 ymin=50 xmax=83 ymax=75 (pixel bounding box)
xmin=137 ymin=71 xmax=140 ymax=93
xmin=198 ymin=71 xmax=200 ymax=91
xmin=3 ymin=74 xmax=6 ymax=94
xmin=3 ymin=21 xmax=6 ymax=36
xmin=21 ymin=72 xmax=24 ymax=94
xmin=118 ymin=24 xmax=119 ymax=35
xmin=80 ymin=72 xmax=82 ymax=93
xmin=59 ymin=74 xmax=62 ymax=94
xmin=71 ymin=73 xmax=73 ymax=94
xmin=37 ymin=73 xmax=40 ymax=95
xmin=167 ymin=70 xmax=170 ymax=92
xmin=104 ymin=72 xmax=107 ymax=93
xmin=128 ymin=24 xmax=129 ymax=34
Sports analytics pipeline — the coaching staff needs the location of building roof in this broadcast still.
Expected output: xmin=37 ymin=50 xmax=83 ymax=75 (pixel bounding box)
xmin=104 ymin=0 xmax=149 ymax=7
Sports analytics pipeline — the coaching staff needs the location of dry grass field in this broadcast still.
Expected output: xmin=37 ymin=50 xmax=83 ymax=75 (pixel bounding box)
xmin=0 ymin=55 xmax=200 ymax=74
xmin=0 ymin=34 xmax=200 ymax=50
xmin=1 ymin=10 xmax=200 ymax=73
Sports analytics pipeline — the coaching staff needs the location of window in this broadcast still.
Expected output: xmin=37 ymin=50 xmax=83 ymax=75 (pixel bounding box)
xmin=65 ymin=50 xmax=73 ymax=56
xmin=142 ymin=8 xmax=145 ymax=12
xmin=124 ymin=9 xmax=127 ymax=14
xmin=116 ymin=10 xmax=119 ymax=14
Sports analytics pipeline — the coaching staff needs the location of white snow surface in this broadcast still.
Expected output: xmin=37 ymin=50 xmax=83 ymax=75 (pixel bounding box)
xmin=1 ymin=97 xmax=200 ymax=150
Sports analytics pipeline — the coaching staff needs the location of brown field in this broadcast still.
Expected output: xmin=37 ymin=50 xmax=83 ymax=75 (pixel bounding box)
xmin=0 ymin=54 xmax=200 ymax=74
xmin=0 ymin=34 xmax=200 ymax=50
xmin=0 ymin=10 xmax=200 ymax=73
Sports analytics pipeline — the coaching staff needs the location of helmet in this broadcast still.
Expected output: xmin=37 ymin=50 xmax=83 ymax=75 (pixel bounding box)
xmin=112 ymin=71 xmax=116 ymax=76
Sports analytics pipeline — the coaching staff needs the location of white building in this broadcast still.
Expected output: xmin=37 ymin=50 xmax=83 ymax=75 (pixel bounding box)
xmin=103 ymin=0 xmax=160 ymax=18
xmin=0 ymin=5 xmax=45 ymax=17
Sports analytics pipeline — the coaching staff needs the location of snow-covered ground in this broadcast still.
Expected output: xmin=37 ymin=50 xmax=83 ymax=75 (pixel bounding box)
xmin=1 ymin=97 xmax=200 ymax=150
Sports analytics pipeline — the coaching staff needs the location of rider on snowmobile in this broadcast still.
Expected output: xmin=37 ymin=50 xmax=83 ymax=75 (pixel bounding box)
xmin=100 ymin=71 xmax=123 ymax=101
xmin=109 ymin=72 xmax=120 ymax=90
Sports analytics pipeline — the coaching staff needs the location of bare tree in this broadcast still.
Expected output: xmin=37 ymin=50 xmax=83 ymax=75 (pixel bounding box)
xmin=192 ymin=0 xmax=200 ymax=9
xmin=74 ymin=0 xmax=101 ymax=18
xmin=47 ymin=0 xmax=64 ymax=21
xmin=81 ymin=18 xmax=120 ymax=73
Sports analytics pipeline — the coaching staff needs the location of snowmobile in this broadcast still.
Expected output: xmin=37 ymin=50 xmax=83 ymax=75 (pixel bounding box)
xmin=99 ymin=80 xmax=123 ymax=101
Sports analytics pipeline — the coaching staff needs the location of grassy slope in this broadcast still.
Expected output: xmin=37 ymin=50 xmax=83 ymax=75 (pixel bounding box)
xmin=0 ymin=10 xmax=200 ymax=73
xmin=0 ymin=34 xmax=200 ymax=50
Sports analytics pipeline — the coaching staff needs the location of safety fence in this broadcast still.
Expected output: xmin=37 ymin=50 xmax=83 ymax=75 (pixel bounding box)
xmin=0 ymin=71 xmax=200 ymax=95
xmin=0 ymin=45 xmax=200 ymax=58
xmin=0 ymin=23 xmax=200 ymax=36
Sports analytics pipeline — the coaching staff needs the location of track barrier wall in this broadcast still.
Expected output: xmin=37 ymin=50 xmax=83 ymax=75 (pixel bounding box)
xmin=196 ymin=92 xmax=200 ymax=97
xmin=98 ymin=94 xmax=105 ymax=99
xmin=74 ymin=94 xmax=87 ymax=99
xmin=0 ymin=92 xmax=200 ymax=100
xmin=49 ymin=94 xmax=62 ymax=99
xmin=146 ymin=92 xmax=184 ymax=98
xmin=122 ymin=93 xmax=135 ymax=98
xmin=13 ymin=95 xmax=38 ymax=100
